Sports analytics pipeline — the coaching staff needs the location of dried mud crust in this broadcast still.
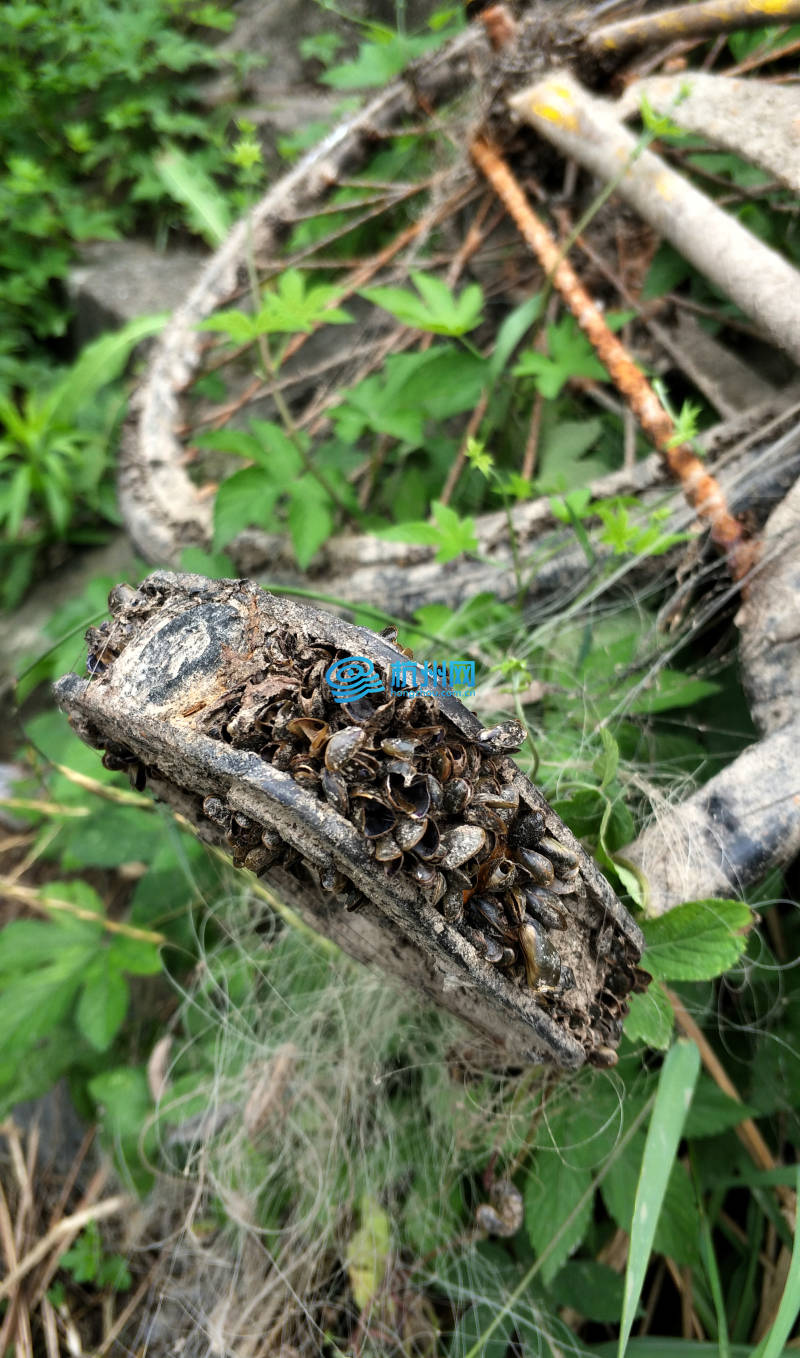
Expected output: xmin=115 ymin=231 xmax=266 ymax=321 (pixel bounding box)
xmin=54 ymin=572 xmax=645 ymax=1069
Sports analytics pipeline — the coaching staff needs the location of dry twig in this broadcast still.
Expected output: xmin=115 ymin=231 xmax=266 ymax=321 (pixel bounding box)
xmin=469 ymin=134 xmax=755 ymax=577
xmin=619 ymin=73 xmax=800 ymax=194
xmin=508 ymin=71 xmax=800 ymax=364
xmin=589 ymin=0 xmax=800 ymax=57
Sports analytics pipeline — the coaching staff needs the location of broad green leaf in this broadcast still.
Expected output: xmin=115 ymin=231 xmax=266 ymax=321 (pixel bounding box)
xmin=624 ymin=983 xmax=674 ymax=1051
xmin=256 ymin=269 xmax=352 ymax=333
xmin=345 ymin=1194 xmax=391 ymax=1311
xmin=250 ymin=419 xmax=305 ymax=482
xmin=684 ymin=1077 xmax=757 ymax=1139
xmin=613 ymin=857 xmax=646 ymax=907
xmin=192 ymin=429 xmax=262 ymax=460
xmin=379 ymin=502 xmax=478 ymax=562
xmin=199 ymin=309 xmax=258 ymax=344
xmin=59 ymin=805 xmax=162 ymax=870
xmin=0 ymin=918 xmax=89 ymax=973
xmin=362 ymin=274 xmax=483 ymax=336
xmin=287 ymin=477 xmax=333 ymax=569
xmin=76 ymin=958 xmax=129 ymax=1050
xmin=155 ymin=146 xmax=231 ymax=246
xmin=640 ymin=899 xmax=751 ymax=981
xmin=549 ymin=1261 xmax=626 ymax=1324
xmin=108 ymin=933 xmax=163 ymax=976
xmin=322 ymin=31 xmax=444 ymax=88
xmin=525 ymin=1155 xmax=593 ymax=1285
xmin=88 ymin=1065 xmax=151 ymax=1141
xmin=627 ymin=669 xmax=721 ymax=713
xmin=618 ymin=1041 xmax=701 ymax=1358
xmin=603 ymin=1132 xmax=699 ymax=1268
xmin=332 ymin=373 xmax=424 ymax=445
xmin=513 ymin=316 xmax=607 ymax=396
xmin=179 ymin=546 xmax=235 ymax=577
xmin=213 ymin=467 xmax=279 ymax=549
xmin=642 ymin=243 xmax=692 ymax=299
xmin=488 ymin=293 xmax=544 ymax=382
xmin=535 ymin=417 xmax=605 ymax=492
xmin=429 ymin=500 xmax=478 ymax=562
xmin=0 ymin=953 xmax=90 ymax=1053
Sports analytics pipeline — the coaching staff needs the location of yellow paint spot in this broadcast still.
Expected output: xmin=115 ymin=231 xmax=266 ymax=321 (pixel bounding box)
xmin=654 ymin=171 xmax=676 ymax=201
xmin=528 ymin=96 xmax=579 ymax=132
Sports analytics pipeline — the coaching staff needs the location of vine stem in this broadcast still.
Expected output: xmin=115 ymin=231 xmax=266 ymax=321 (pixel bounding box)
xmin=469 ymin=134 xmax=757 ymax=581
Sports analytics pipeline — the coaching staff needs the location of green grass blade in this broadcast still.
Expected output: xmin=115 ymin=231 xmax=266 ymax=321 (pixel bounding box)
xmin=594 ymin=1343 xmax=794 ymax=1358
xmin=751 ymin=1167 xmax=800 ymax=1358
xmin=155 ymin=147 xmax=232 ymax=247
xmin=618 ymin=1039 xmax=701 ymax=1358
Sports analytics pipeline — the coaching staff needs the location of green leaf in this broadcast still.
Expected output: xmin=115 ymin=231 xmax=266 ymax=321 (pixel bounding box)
xmin=249 ymin=419 xmax=305 ymax=482
xmin=40 ymin=880 xmax=107 ymax=931
xmin=155 ymin=147 xmax=231 ymax=246
xmin=624 ymin=982 xmax=674 ymax=1051
xmin=549 ymin=1261 xmax=626 ymax=1324
xmin=618 ymin=1041 xmax=701 ymax=1358
xmin=488 ymin=293 xmax=544 ymax=383
xmin=213 ymin=467 xmax=279 ymax=549
xmin=429 ymin=500 xmax=479 ymax=563
xmin=88 ymin=1065 xmax=151 ymax=1141
xmin=627 ymin=669 xmax=721 ymax=713
xmin=362 ymin=274 xmax=483 ymax=336
xmin=535 ymin=418 xmax=605 ymax=492
xmin=640 ymin=899 xmax=752 ymax=982
xmin=107 ymin=932 xmax=162 ymax=976
xmin=684 ymin=1077 xmax=757 ymax=1139
xmin=0 ymin=918 xmax=89 ymax=973
xmin=199 ymin=309 xmax=258 ymax=344
xmin=642 ymin=243 xmax=692 ymax=300
xmin=525 ymin=1155 xmax=593 ymax=1285
xmin=59 ymin=805 xmax=162 ymax=870
xmin=179 ymin=546 xmax=235 ymax=577
xmin=4 ymin=463 xmax=32 ymax=539
xmin=287 ymin=477 xmax=333 ymax=570
xmin=379 ymin=501 xmax=478 ymax=562
xmin=256 ymin=269 xmax=353 ymax=333
xmin=513 ymin=316 xmax=607 ymax=396
xmin=45 ymin=315 xmax=165 ymax=427
xmin=76 ymin=958 xmax=129 ymax=1050
xmin=321 ymin=30 xmax=444 ymax=89
xmin=0 ymin=952 xmax=90 ymax=1054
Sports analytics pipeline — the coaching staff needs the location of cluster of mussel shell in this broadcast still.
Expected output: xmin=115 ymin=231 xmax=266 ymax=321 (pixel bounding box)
xmin=191 ymin=625 xmax=593 ymax=1004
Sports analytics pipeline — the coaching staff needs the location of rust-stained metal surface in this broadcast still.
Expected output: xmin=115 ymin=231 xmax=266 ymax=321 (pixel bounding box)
xmin=54 ymin=572 xmax=645 ymax=1069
